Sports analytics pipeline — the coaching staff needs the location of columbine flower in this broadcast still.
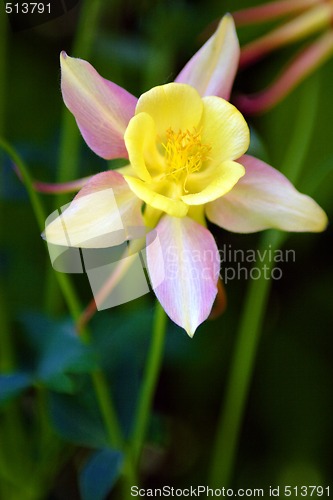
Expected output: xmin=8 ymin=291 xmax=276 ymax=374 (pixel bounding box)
xmin=45 ymin=15 xmax=327 ymax=337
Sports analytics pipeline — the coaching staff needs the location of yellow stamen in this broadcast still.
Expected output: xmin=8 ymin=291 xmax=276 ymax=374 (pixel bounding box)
xmin=161 ymin=128 xmax=211 ymax=192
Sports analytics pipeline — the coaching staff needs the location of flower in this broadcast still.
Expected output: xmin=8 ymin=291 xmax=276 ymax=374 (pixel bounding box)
xmin=44 ymin=15 xmax=327 ymax=337
xmin=123 ymin=83 xmax=248 ymax=222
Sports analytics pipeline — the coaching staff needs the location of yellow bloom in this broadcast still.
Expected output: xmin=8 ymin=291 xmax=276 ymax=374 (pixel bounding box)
xmin=123 ymin=83 xmax=249 ymax=223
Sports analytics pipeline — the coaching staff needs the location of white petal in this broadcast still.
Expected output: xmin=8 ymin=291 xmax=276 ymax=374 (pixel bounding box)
xmin=147 ymin=215 xmax=220 ymax=336
xmin=175 ymin=15 xmax=240 ymax=100
xmin=44 ymin=171 xmax=144 ymax=248
xmin=206 ymin=155 xmax=328 ymax=233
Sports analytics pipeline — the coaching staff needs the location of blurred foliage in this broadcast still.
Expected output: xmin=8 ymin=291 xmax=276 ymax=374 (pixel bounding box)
xmin=0 ymin=0 xmax=332 ymax=498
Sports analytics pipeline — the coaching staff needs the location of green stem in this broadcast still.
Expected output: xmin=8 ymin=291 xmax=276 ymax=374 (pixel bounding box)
xmin=209 ymin=74 xmax=320 ymax=488
xmin=0 ymin=138 xmax=46 ymax=229
xmin=39 ymin=0 xmax=127 ymax=457
xmin=0 ymin=17 xmax=32 ymax=500
xmin=46 ymin=0 xmax=126 ymax=460
xmin=91 ymin=370 xmax=123 ymax=449
xmin=0 ymin=136 xmax=84 ymax=325
xmin=1 ymin=3 xmax=126 ymax=493
xmin=0 ymin=138 xmax=124 ymax=453
xmin=279 ymin=73 xmax=320 ymax=184
xmin=45 ymin=0 xmax=103 ymax=315
xmin=209 ymin=230 xmax=285 ymax=487
xmin=130 ymin=302 xmax=168 ymax=465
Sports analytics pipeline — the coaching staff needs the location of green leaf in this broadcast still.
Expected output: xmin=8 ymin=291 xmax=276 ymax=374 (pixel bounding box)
xmin=49 ymin=388 xmax=109 ymax=448
xmin=90 ymin=306 xmax=152 ymax=436
xmin=79 ymin=449 xmax=123 ymax=500
xmin=37 ymin=327 xmax=97 ymax=391
xmin=0 ymin=372 xmax=31 ymax=405
xmin=20 ymin=313 xmax=97 ymax=392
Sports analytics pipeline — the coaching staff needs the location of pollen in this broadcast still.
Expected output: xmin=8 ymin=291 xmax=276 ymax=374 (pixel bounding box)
xmin=161 ymin=128 xmax=211 ymax=191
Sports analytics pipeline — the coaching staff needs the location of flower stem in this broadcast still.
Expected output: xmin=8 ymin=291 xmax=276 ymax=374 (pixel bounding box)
xmin=91 ymin=369 xmax=123 ymax=449
xmin=0 ymin=138 xmax=46 ymax=229
xmin=0 ymin=137 xmax=83 ymax=324
xmin=0 ymin=138 xmax=124 ymax=454
xmin=209 ymin=229 xmax=285 ymax=487
xmin=0 ymin=19 xmax=34 ymax=499
xmin=45 ymin=0 xmax=103 ymax=315
xmin=279 ymin=73 xmax=320 ymax=184
xmin=41 ymin=0 xmax=127 ymax=463
xmin=209 ymin=74 xmax=320 ymax=488
xmin=130 ymin=302 xmax=168 ymax=465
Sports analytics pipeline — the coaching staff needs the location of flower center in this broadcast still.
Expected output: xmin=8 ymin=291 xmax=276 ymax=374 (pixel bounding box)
xmin=161 ymin=128 xmax=211 ymax=191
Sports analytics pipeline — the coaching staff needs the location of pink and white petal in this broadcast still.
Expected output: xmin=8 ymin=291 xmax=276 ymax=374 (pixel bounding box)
xmin=175 ymin=14 xmax=240 ymax=100
xmin=206 ymin=155 xmax=328 ymax=233
xmin=33 ymin=176 xmax=92 ymax=194
xmin=147 ymin=215 xmax=220 ymax=337
xmin=44 ymin=171 xmax=144 ymax=248
xmin=61 ymin=52 xmax=137 ymax=160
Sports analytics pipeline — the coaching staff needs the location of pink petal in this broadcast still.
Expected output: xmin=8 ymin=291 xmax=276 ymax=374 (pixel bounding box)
xmin=33 ymin=176 xmax=93 ymax=194
xmin=146 ymin=215 xmax=220 ymax=337
xmin=239 ymin=3 xmax=333 ymax=68
xmin=175 ymin=14 xmax=239 ymax=100
xmin=44 ymin=170 xmax=144 ymax=248
xmin=235 ymin=31 xmax=333 ymax=115
xmin=206 ymin=155 xmax=328 ymax=233
xmin=233 ymin=0 xmax=320 ymax=27
xmin=60 ymin=52 xmax=137 ymax=159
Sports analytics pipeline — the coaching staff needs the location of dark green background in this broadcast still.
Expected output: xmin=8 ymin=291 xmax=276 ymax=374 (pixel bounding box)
xmin=0 ymin=0 xmax=332 ymax=498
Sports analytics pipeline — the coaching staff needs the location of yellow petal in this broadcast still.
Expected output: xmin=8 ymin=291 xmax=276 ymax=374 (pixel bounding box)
xmin=124 ymin=112 xmax=164 ymax=181
xmin=124 ymin=175 xmax=188 ymax=217
xmin=182 ymin=160 xmax=245 ymax=205
xmin=201 ymin=96 xmax=250 ymax=165
xmin=187 ymin=205 xmax=207 ymax=226
xmin=116 ymin=163 xmax=136 ymax=176
xmin=135 ymin=83 xmax=203 ymax=139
